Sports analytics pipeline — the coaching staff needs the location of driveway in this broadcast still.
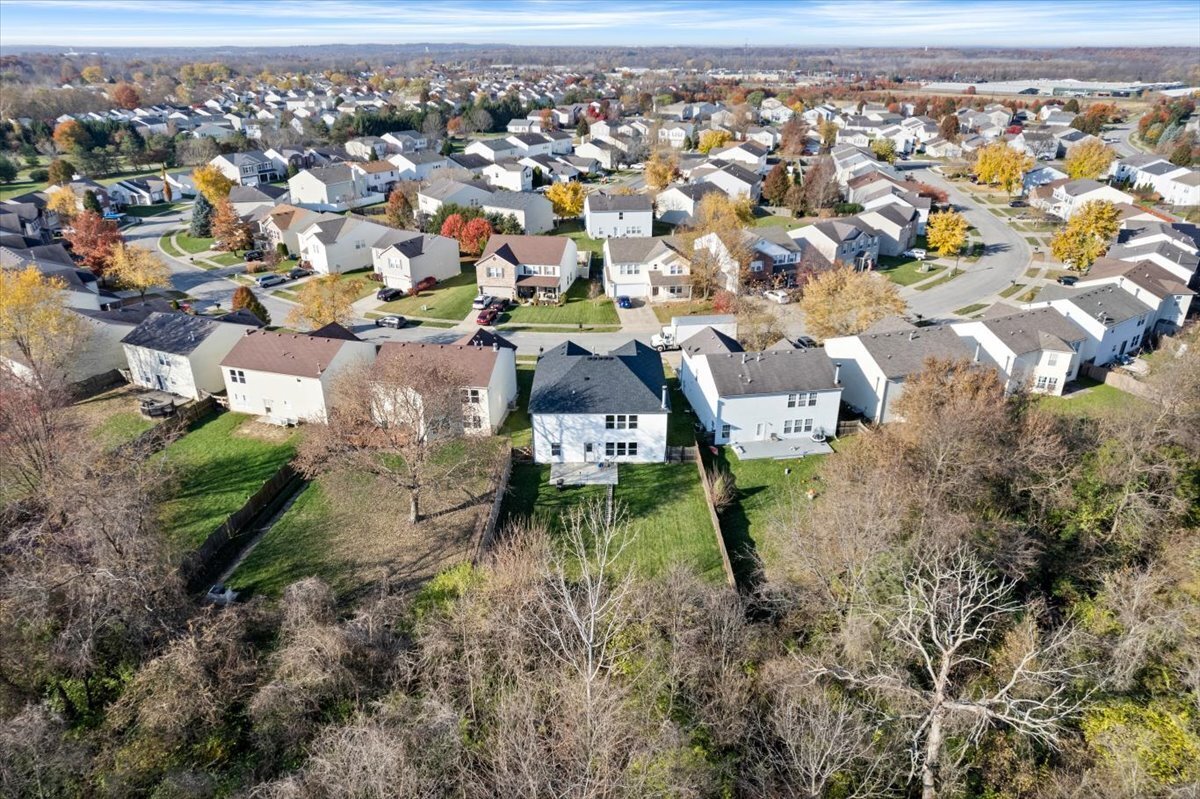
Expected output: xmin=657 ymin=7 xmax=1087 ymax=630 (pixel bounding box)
xmin=614 ymin=298 xmax=661 ymax=331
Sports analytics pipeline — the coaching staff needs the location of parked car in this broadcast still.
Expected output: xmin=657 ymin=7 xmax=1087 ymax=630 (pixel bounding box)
xmin=763 ymin=289 xmax=792 ymax=304
xmin=1009 ymin=200 xmax=1027 ymax=208
xmin=256 ymin=273 xmax=286 ymax=288
xmin=472 ymin=294 xmax=495 ymax=310
xmin=903 ymin=248 xmax=928 ymax=260
xmin=287 ymin=266 xmax=312 ymax=280
xmin=1056 ymin=274 xmax=1079 ymax=286
xmin=793 ymin=336 xmax=818 ymax=350
xmin=244 ymin=249 xmax=264 ymax=262
xmin=410 ymin=276 xmax=438 ymax=295
xmin=376 ymin=287 xmax=405 ymax=302
xmin=476 ymin=306 xmax=499 ymax=325
xmin=375 ymin=314 xmax=407 ymax=329
xmin=616 ymin=295 xmax=633 ymax=309
xmin=205 ymin=584 xmax=238 ymax=606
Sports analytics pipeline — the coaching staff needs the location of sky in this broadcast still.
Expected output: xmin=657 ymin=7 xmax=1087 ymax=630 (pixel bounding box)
xmin=0 ymin=0 xmax=1198 ymax=49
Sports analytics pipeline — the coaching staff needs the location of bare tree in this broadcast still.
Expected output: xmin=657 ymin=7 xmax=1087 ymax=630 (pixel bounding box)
xmin=805 ymin=547 xmax=1092 ymax=799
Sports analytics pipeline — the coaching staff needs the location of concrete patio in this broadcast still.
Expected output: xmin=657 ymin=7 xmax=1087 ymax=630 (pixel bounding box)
xmin=549 ymin=461 xmax=620 ymax=486
xmin=730 ymin=438 xmax=833 ymax=461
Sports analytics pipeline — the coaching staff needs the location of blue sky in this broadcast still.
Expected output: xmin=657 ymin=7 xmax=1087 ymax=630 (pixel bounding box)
xmin=0 ymin=0 xmax=1197 ymax=49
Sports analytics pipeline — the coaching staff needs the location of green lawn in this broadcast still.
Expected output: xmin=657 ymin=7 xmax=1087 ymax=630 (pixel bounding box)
xmin=999 ymin=282 xmax=1027 ymax=299
xmin=498 ymin=362 xmax=535 ymax=449
xmin=377 ymin=268 xmax=479 ymax=320
xmin=914 ymin=270 xmax=963 ymax=292
xmin=1040 ymin=377 xmax=1148 ymax=418
xmin=175 ymin=232 xmax=215 ymax=254
xmin=0 ymin=180 xmax=41 ymax=201
xmin=878 ymin=257 xmax=945 ymax=286
xmin=504 ymin=279 xmax=619 ymax=325
xmin=663 ymin=363 xmax=697 ymax=447
xmin=159 ymin=232 xmax=185 ymax=258
xmin=954 ymin=303 xmax=988 ymax=317
xmin=92 ymin=411 xmax=155 ymax=451
xmin=71 ymin=386 xmax=158 ymax=451
xmin=502 ymin=462 xmax=725 ymax=583
xmin=157 ymin=412 xmax=298 ymax=550
xmin=553 ymin=218 xmax=604 ymax=257
xmin=652 ymin=300 xmax=715 ymax=324
xmin=124 ymin=202 xmax=183 ymax=218
xmin=754 ymin=214 xmax=803 ymax=229
xmin=208 ymin=252 xmax=244 ymax=267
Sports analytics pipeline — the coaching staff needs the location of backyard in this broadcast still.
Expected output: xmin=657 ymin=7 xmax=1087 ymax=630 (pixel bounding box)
xmin=71 ymin=385 xmax=159 ymax=451
xmin=375 ymin=267 xmax=479 ymax=320
xmin=498 ymin=361 xmax=536 ymax=449
xmin=1039 ymin=376 xmax=1147 ymax=418
xmin=156 ymin=412 xmax=298 ymax=550
xmin=552 ymin=218 xmax=604 ymax=258
xmin=503 ymin=278 xmax=619 ymax=326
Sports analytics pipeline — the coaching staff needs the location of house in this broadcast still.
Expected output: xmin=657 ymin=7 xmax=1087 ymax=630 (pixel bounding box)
xmin=371 ymin=229 xmax=460 ymax=291
xmin=482 ymin=160 xmax=533 ymax=192
xmin=1022 ymin=284 xmax=1154 ymax=365
xmin=121 ymin=312 xmax=257 ymax=400
xmin=506 ymin=132 xmax=554 ymax=158
xmin=708 ymin=140 xmax=769 ymax=173
xmin=480 ymin=192 xmax=554 ymax=234
xmin=476 ymin=234 xmax=579 ymax=300
xmin=2 ymin=243 xmax=102 ymax=309
xmin=221 ymin=328 xmax=375 ymax=425
xmin=297 ymin=214 xmax=392 ymax=275
xmin=344 ymin=136 xmax=389 ymax=161
xmin=464 ymin=138 xmax=519 ymax=163
xmin=1023 ymin=164 xmax=1068 ymax=193
xmin=356 ymin=160 xmax=400 ymax=194
xmin=382 ymin=130 xmax=428 ymax=152
xmin=1037 ymin=178 xmax=1134 ymax=220
xmin=679 ymin=327 xmax=842 ymax=456
xmin=1162 ymin=170 xmax=1200 ymax=207
xmin=1074 ymin=257 xmax=1194 ymax=334
xmin=655 ymin=182 xmax=725 ymax=226
xmin=856 ymin=205 xmax=919 ymax=257
xmin=584 ymin=193 xmax=654 ymax=239
xmin=375 ymin=329 xmax=517 ymax=434
xmin=257 ymin=204 xmax=323 ymax=257
xmin=287 ymin=164 xmax=382 ymax=212
xmin=789 ymin=219 xmax=880 ymax=270
xmin=693 ymin=162 xmax=762 ymax=200
xmin=950 ymin=307 xmax=1088 ymax=395
xmin=416 ymin=179 xmax=492 ymax=216
xmin=108 ymin=177 xmax=166 ymax=207
xmin=210 ymin=151 xmax=281 ymax=186
xmin=1106 ymin=222 xmax=1200 ymax=285
xmin=388 ymin=151 xmax=449 ymax=181
xmin=658 ymin=122 xmax=695 ymax=148
xmin=574 ymin=139 xmax=622 ymax=171
xmin=693 ymin=228 xmax=823 ymax=292
xmin=529 ymin=340 xmax=669 ymax=464
xmin=602 ymin=236 xmax=692 ymax=302
xmin=759 ymin=97 xmax=795 ymax=124
xmin=229 ymin=184 xmax=289 ymax=218
xmin=823 ymin=319 xmax=973 ymax=423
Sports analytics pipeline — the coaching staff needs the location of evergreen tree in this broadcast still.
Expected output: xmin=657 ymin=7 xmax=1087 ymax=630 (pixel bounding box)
xmin=762 ymin=163 xmax=791 ymax=206
xmin=190 ymin=192 xmax=213 ymax=237
xmin=82 ymin=190 xmax=102 ymax=215
xmin=0 ymin=155 xmax=17 ymax=184
xmin=575 ymin=116 xmax=590 ymax=139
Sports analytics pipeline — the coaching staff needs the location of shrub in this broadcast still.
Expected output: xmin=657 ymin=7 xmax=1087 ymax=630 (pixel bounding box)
xmin=28 ymin=168 xmax=49 ymax=182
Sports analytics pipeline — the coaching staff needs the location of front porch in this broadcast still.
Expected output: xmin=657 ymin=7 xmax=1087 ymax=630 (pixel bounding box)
xmin=549 ymin=461 xmax=620 ymax=486
xmin=515 ymin=274 xmax=563 ymax=302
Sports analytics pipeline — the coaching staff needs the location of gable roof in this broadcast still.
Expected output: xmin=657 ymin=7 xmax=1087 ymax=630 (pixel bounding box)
xmin=479 ymin=234 xmax=568 ymax=266
xmin=120 ymin=312 xmax=246 ymax=355
xmin=605 ymin=236 xmax=684 ymax=264
xmin=977 ymin=307 xmax=1088 ymax=355
xmin=376 ymin=340 xmax=500 ymax=387
xmin=220 ymin=328 xmax=357 ymax=378
xmin=529 ymin=339 xmax=666 ymax=415
xmin=705 ymin=347 xmax=840 ymax=397
xmin=1040 ymin=284 xmax=1152 ymax=327
xmin=586 ymin=192 xmax=653 ymax=213
xmin=855 ymin=325 xmax=974 ymax=380
xmin=681 ymin=326 xmax=743 ymax=357
xmin=1082 ymin=257 xmax=1195 ymax=297
xmin=309 ymin=322 xmax=362 ymax=341
xmin=454 ymin=328 xmax=517 ymax=350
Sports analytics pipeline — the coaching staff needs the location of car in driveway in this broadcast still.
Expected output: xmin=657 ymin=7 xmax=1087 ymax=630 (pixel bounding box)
xmin=376 ymin=287 xmax=405 ymax=302
xmin=793 ymin=335 xmax=818 ymax=350
xmin=374 ymin=314 xmax=407 ymax=328
xmin=244 ymin=249 xmax=264 ymax=262
xmin=472 ymin=294 xmax=495 ymax=310
xmin=476 ymin=306 xmax=499 ymax=325
xmin=1056 ymin=275 xmax=1079 ymax=286
xmin=903 ymin=248 xmax=928 ymax=260
xmin=410 ymin=276 xmax=438 ymax=294
xmin=255 ymin=273 xmax=286 ymax=288
xmin=616 ymin=295 xmax=633 ymax=309
xmin=287 ymin=266 xmax=312 ymax=280
xmin=1009 ymin=200 xmax=1027 ymax=208
xmin=763 ymin=289 xmax=792 ymax=304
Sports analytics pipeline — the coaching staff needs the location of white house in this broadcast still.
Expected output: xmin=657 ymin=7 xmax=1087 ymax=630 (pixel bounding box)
xmin=708 ymin=140 xmax=769 ymax=173
xmin=210 ymin=151 xmax=281 ymax=187
xmin=529 ymin=340 xmax=669 ymax=464
xmin=344 ymin=136 xmax=389 ymax=161
xmin=679 ymin=327 xmax=842 ymax=457
xmin=480 ymin=192 xmax=554 ymax=234
xmin=1034 ymin=178 xmax=1133 ymax=220
xmin=121 ymin=312 xmax=256 ymax=400
xmin=371 ymin=229 xmax=461 ymax=291
xmin=482 ymin=160 xmax=533 ymax=192
xmin=287 ymin=164 xmax=382 ymax=212
xmin=603 ymin=236 xmax=692 ymax=302
xmin=658 ymin=122 xmax=695 ymax=148
xmin=229 ymin=184 xmax=289 ymax=218
xmin=382 ymin=130 xmax=428 ymax=152
xmin=221 ymin=327 xmax=376 ymax=425
xmin=655 ymin=182 xmax=726 ymax=226
xmin=1021 ymin=284 xmax=1153 ymax=365
xmin=388 ymin=151 xmax=449 ymax=181
xmin=855 ymin=205 xmax=919 ymax=257
xmin=355 ymin=160 xmax=400 ymax=194
xmin=584 ymin=193 xmax=654 ymax=239
xmin=1105 ymin=221 xmax=1199 ymax=284
xmin=416 ymin=179 xmax=492 ymax=217
xmin=1073 ymin=257 xmax=1194 ymax=334
xmin=257 ymin=204 xmax=323 ymax=257
xmin=693 ymin=162 xmax=762 ymax=200
xmin=476 ymin=234 xmax=579 ymax=301
xmin=464 ymin=138 xmax=519 ymax=163
xmin=950 ymin=307 xmax=1088 ymax=396
xmin=789 ymin=219 xmax=880 ymax=270
xmin=296 ymin=214 xmax=393 ymax=275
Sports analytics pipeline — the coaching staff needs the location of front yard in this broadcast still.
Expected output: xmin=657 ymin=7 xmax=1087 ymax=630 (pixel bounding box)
xmin=877 ymin=256 xmax=945 ymax=286
xmin=503 ymin=278 xmax=619 ymax=326
xmin=651 ymin=299 xmax=715 ymax=324
xmin=156 ymin=412 xmax=298 ymax=550
xmin=376 ymin=267 xmax=479 ymax=320
xmin=175 ymin=231 xmax=215 ymax=254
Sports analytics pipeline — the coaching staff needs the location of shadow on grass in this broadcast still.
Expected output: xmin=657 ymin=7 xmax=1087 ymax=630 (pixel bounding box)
xmin=705 ymin=446 xmax=766 ymax=593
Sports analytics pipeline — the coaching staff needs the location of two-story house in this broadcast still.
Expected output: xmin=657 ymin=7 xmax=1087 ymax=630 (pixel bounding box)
xmin=122 ymin=312 xmax=258 ymax=400
xmin=296 ymin=214 xmax=393 ymax=275
xmin=950 ymin=306 xmax=1088 ymax=395
xmin=210 ymin=151 xmax=281 ymax=187
xmin=584 ymin=193 xmax=654 ymax=239
xmin=475 ymin=235 xmax=580 ymax=301
xmin=603 ymin=236 xmax=692 ymax=302
xmin=370 ymin=229 xmax=461 ymax=291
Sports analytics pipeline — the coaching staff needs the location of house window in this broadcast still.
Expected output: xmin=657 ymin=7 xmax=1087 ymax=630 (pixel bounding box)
xmin=605 ymin=441 xmax=638 ymax=458
xmin=485 ymin=266 xmax=503 ymax=278
xmin=1035 ymin=376 xmax=1058 ymax=392
xmin=550 ymin=442 xmax=562 ymax=457
xmin=750 ymin=261 xmax=764 ymax=272
xmin=618 ymin=212 xmax=624 ymax=220
xmin=229 ymin=369 xmax=246 ymax=384
xmin=461 ymin=388 xmax=480 ymax=403
xmin=720 ymin=423 xmax=731 ymax=439
xmin=605 ymin=414 xmax=638 ymax=429
xmin=787 ymin=392 xmax=817 ymax=408
xmin=1047 ymin=353 xmax=1058 ymax=367
xmin=464 ymin=415 xmax=482 ymax=429
xmin=668 ymin=263 xmax=684 ymax=275
xmin=619 ymin=264 xmax=640 ymax=275
xmin=157 ymin=353 xmax=169 ymax=366
xmin=783 ymin=418 xmax=814 ymax=434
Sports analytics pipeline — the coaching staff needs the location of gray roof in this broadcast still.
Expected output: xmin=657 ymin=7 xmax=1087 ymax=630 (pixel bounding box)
xmin=587 ymin=193 xmax=652 ymax=213
xmin=373 ymin=228 xmax=435 ymax=257
xmin=978 ymin=307 xmax=1088 ymax=355
xmin=681 ymin=327 xmax=743 ymax=357
xmin=229 ymin=184 xmax=288 ymax=203
xmin=529 ymin=339 xmax=667 ymax=415
xmin=120 ymin=312 xmax=247 ymax=355
xmin=483 ymin=191 xmax=549 ymax=211
xmin=1043 ymin=284 xmax=1153 ymax=327
xmin=705 ymin=347 xmax=840 ymax=397
xmin=857 ymin=325 xmax=974 ymax=380
xmin=447 ymin=153 xmax=491 ymax=171
xmin=605 ymin=236 xmax=681 ymax=263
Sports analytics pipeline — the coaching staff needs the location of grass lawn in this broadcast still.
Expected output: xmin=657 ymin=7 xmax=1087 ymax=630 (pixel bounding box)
xmin=954 ymin=303 xmax=989 ymax=316
xmin=999 ymin=282 xmax=1027 ymax=299
xmin=498 ymin=362 xmax=535 ymax=449
xmin=176 ymin=232 xmax=215 ymax=254
xmin=502 ymin=462 xmax=725 ymax=583
xmin=914 ymin=270 xmax=962 ymax=292
xmin=878 ymin=257 xmax=945 ymax=286
xmin=159 ymin=232 xmax=186 ymax=258
xmin=652 ymin=300 xmax=715 ymax=324
xmin=332 ymin=269 xmax=384 ymax=301
xmin=70 ymin=386 xmax=158 ymax=451
xmin=504 ymin=279 xmax=619 ymax=325
xmin=497 ymin=324 xmax=621 ymax=333
xmin=124 ymin=202 xmax=183 ymax=218
xmin=754 ymin=214 xmax=803 ymax=229
xmin=1026 ymin=236 xmax=1043 ymax=246
xmin=157 ymin=412 xmax=298 ymax=550
xmin=208 ymin=252 xmax=244 ymax=267
xmin=553 ymin=218 xmax=605 ymax=257
xmin=377 ymin=268 xmax=479 ymax=320
xmin=0 ymin=180 xmax=41 ymax=202
xmin=1040 ymin=377 xmax=1148 ymax=418
xmin=663 ymin=363 xmax=697 ymax=447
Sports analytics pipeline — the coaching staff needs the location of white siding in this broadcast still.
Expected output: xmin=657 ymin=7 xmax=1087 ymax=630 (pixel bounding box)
xmin=532 ymin=411 xmax=668 ymax=463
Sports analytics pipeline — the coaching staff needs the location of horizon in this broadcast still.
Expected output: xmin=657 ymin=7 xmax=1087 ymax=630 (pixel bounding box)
xmin=1 ymin=0 xmax=1199 ymax=49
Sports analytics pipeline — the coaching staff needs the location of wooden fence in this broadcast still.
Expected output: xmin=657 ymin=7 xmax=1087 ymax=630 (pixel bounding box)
xmin=692 ymin=445 xmax=737 ymax=590
xmin=1082 ymin=364 xmax=1161 ymax=403
xmin=70 ymin=369 xmax=125 ymax=400
xmin=472 ymin=451 xmax=514 ymax=563
xmin=116 ymin=396 xmax=217 ymax=457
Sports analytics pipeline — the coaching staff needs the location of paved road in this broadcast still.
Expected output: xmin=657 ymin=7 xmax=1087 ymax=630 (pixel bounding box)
xmin=895 ymin=164 xmax=1032 ymax=321
xmin=1108 ymin=121 xmax=1143 ymax=159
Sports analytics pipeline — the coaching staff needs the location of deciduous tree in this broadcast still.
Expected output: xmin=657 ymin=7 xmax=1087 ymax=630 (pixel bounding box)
xmin=0 ymin=155 xmax=17 ymax=184
xmin=46 ymin=185 xmax=78 ymax=220
xmin=460 ymin=216 xmax=493 ymax=256
xmin=926 ymin=209 xmax=969 ymax=265
xmin=0 ymin=267 xmax=87 ymax=392
xmin=108 ymin=243 xmax=171 ymax=303
xmin=52 ymin=120 xmax=90 ymax=153
xmin=231 ymin=285 xmax=271 ymax=325
xmin=939 ymin=114 xmax=960 ymax=143
xmin=870 ymin=137 xmax=897 ymax=164
xmin=1064 ymin=139 xmax=1117 ymax=180
xmin=644 ymin=149 xmax=680 ymax=192
xmin=973 ymin=142 xmax=1034 ymax=195
xmin=779 ymin=117 xmax=810 ymax=156
xmin=47 ymin=158 xmax=75 ymax=186
xmin=286 ymin=274 xmax=361 ymax=329
xmin=762 ymin=162 xmax=792 ymax=206
xmin=697 ymin=129 xmax=731 ymax=154
xmin=109 ymin=82 xmax=141 ymax=110
xmin=802 ymin=155 xmax=841 ymax=211
xmin=191 ymin=163 xmax=235 ymax=204
xmin=63 ymin=210 xmax=122 ymax=275
xmin=211 ymin=199 xmax=253 ymax=253
xmin=384 ymin=186 xmax=414 ymax=228
xmin=546 ymin=181 xmax=585 ymax=219
xmin=1050 ymin=200 xmax=1120 ymax=270
xmin=676 ymin=192 xmax=754 ymax=300
xmin=799 ymin=266 xmax=907 ymax=341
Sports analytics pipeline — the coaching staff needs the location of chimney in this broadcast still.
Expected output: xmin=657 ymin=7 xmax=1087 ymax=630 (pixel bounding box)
xmin=661 ymin=385 xmax=668 ymax=409
xmin=492 ymin=341 xmax=499 ymax=352
xmin=833 ymin=362 xmax=841 ymax=384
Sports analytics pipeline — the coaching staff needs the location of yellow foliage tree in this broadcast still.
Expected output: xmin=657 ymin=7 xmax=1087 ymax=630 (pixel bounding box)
xmin=926 ymin=210 xmax=969 ymax=264
xmin=973 ymin=142 xmax=1034 ymax=195
xmin=0 ymin=266 xmax=87 ymax=388
xmin=80 ymin=65 xmax=104 ymax=84
xmin=191 ymin=164 xmax=235 ymax=204
xmin=109 ymin=243 xmax=171 ymax=303
xmin=675 ymin=192 xmax=754 ymax=299
xmin=1064 ymin=139 xmax=1117 ymax=180
xmin=46 ymin=186 xmax=78 ymax=221
xmin=287 ymin=275 xmax=361 ymax=329
xmin=545 ymin=181 xmax=585 ymax=219
xmin=697 ymin=129 xmax=732 ymax=154
xmin=1050 ymin=200 xmax=1120 ymax=270
xmin=644 ymin=149 xmax=680 ymax=192
xmin=798 ymin=266 xmax=908 ymax=341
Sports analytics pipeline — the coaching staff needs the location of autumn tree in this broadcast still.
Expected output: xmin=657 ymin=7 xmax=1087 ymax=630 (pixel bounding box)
xmin=644 ymin=149 xmax=680 ymax=192
xmin=1064 ymin=139 xmax=1117 ymax=180
xmin=287 ymin=275 xmax=362 ymax=329
xmin=802 ymin=155 xmax=841 ymax=211
xmin=926 ymin=209 xmax=969 ymax=268
xmin=46 ymin=185 xmax=78 ymax=220
xmin=47 ymin=158 xmax=75 ymax=186
xmin=460 ymin=217 xmax=493 ymax=256
xmin=211 ymin=199 xmax=253 ymax=253
xmin=63 ymin=210 xmax=122 ymax=275
xmin=0 ymin=267 xmax=88 ymax=392
xmin=799 ymin=266 xmax=907 ymax=341
xmin=231 ymin=285 xmax=271 ymax=325
xmin=80 ymin=64 xmax=103 ymax=83
xmin=108 ymin=243 xmax=171 ymax=303
xmin=1050 ymin=199 xmax=1120 ymax=270
xmin=109 ymin=82 xmax=141 ymax=110
xmin=546 ymin=181 xmax=585 ymax=220
xmin=385 ymin=186 xmax=414 ymax=228
xmin=762 ymin=162 xmax=792 ymax=207
xmin=973 ymin=142 xmax=1034 ymax=195
xmin=697 ymin=129 xmax=731 ymax=154
xmin=52 ymin=120 xmax=90 ymax=153
xmin=870 ymin=137 xmax=897 ymax=164
xmin=676 ymin=192 xmax=754 ymax=300
xmin=779 ymin=117 xmax=810 ymax=157
xmin=191 ymin=163 xmax=235 ymax=204
xmin=819 ymin=119 xmax=839 ymax=151
xmin=440 ymin=213 xmax=466 ymax=246
xmin=938 ymin=114 xmax=960 ymax=143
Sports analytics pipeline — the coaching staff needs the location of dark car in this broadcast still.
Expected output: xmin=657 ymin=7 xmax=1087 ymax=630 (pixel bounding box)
xmin=376 ymin=287 xmax=405 ymax=302
xmin=410 ymin=276 xmax=438 ymax=295
xmin=1056 ymin=275 xmax=1079 ymax=286
xmin=374 ymin=314 xmax=407 ymax=329
xmin=287 ymin=266 xmax=312 ymax=280
xmin=616 ymin=295 xmax=632 ymax=309
xmin=244 ymin=249 xmax=264 ymax=262
xmin=476 ymin=306 xmax=499 ymax=325
xmin=1009 ymin=200 xmax=1027 ymax=208
xmin=793 ymin=336 xmax=818 ymax=350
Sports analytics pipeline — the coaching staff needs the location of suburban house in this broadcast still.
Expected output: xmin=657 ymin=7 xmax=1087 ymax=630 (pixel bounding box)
xmin=221 ymin=327 xmax=375 ymax=425
xmin=789 ymin=219 xmax=880 ymax=270
xmin=375 ymin=329 xmax=518 ymax=434
xmin=584 ymin=193 xmax=654 ymax=239
xmin=416 ymin=179 xmax=492 ymax=216
xmin=121 ymin=312 xmax=257 ymax=400
xmin=1030 ymin=178 xmax=1133 ymax=220
xmin=823 ymin=319 xmax=974 ymax=423
xmin=679 ymin=326 xmax=842 ymax=458
xmin=257 ymin=204 xmax=323 ymax=257
xmin=693 ymin=162 xmax=762 ymax=200
xmin=482 ymin=161 xmax=533 ymax=192
xmin=658 ymin=122 xmax=695 ymax=148
xmin=229 ymin=184 xmax=289 ymax=217
xmin=356 ymin=160 xmax=400 ymax=194
xmin=287 ymin=164 xmax=382 ymax=212
xmin=856 ymin=205 xmax=919 ymax=257
xmin=693 ymin=228 xmax=822 ymax=292
xmin=506 ymin=132 xmax=554 ymax=158
xmin=388 ymin=151 xmax=449 ymax=181
xmin=296 ymin=214 xmax=393 ymax=275
xmin=529 ymin=340 xmax=670 ymax=464
xmin=210 ymin=151 xmax=281 ymax=186
xmin=1021 ymin=284 xmax=1154 ymax=365
xmin=950 ymin=307 xmax=1088 ymax=395
xmin=2 ymin=244 xmax=101 ymax=309
xmin=708 ymin=140 xmax=769 ymax=173
xmin=574 ymin=139 xmax=622 ymax=171
xmin=370 ymin=228 xmax=461 ymax=291
xmin=655 ymin=182 xmax=725 ymax=226
xmin=1073 ymin=257 xmax=1194 ymax=334
xmin=108 ymin=177 xmax=167 ymax=207
xmin=464 ymin=138 xmax=519 ymax=163
xmin=382 ymin=130 xmax=429 ymax=152
xmin=476 ymin=234 xmax=580 ymax=301
xmin=1106 ymin=221 xmax=1200 ymax=286
xmin=344 ymin=136 xmax=389 ymax=161
xmin=602 ymin=236 xmax=692 ymax=302
xmin=480 ymin=191 xmax=554 ymax=234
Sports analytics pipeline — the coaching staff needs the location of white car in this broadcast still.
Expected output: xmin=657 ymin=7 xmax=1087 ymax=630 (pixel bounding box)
xmin=471 ymin=294 xmax=495 ymax=310
xmin=763 ymin=289 xmax=792 ymax=304
xmin=903 ymin=248 xmax=927 ymax=260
